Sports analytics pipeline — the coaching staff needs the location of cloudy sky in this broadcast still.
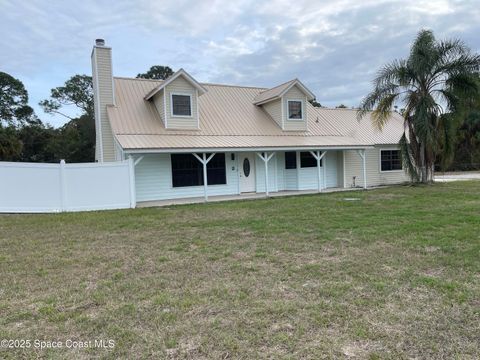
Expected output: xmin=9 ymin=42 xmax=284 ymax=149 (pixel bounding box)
xmin=1 ymin=0 xmax=479 ymax=127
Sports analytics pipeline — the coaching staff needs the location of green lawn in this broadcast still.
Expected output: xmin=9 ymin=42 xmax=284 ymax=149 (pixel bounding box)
xmin=0 ymin=182 xmax=479 ymax=359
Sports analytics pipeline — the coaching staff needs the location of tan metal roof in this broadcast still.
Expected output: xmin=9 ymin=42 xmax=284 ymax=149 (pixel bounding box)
xmin=108 ymin=77 xmax=405 ymax=151
xmin=253 ymin=79 xmax=315 ymax=105
xmin=144 ymin=68 xmax=207 ymax=100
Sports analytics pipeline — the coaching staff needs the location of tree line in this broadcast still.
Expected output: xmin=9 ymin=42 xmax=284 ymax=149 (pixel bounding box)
xmin=0 ymin=66 xmax=173 ymax=163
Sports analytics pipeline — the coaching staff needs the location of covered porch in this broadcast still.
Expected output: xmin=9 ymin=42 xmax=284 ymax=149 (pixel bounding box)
xmin=127 ymin=147 xmax=371 ymax=204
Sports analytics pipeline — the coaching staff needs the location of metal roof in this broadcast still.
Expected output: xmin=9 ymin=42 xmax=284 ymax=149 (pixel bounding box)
xmin=144 ymin=68 xmax=207 ymax=100
xmin=253 ymin=79 xmax=315 ymax=105
xmin=107 ymin=77 xmax=405 ymax=151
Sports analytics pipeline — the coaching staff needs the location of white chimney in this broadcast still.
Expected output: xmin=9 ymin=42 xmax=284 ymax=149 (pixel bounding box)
xmin=91 ymin=39 xmax=115 ymax=162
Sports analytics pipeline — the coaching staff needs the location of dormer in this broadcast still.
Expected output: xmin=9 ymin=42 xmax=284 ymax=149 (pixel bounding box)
xmin=145 ymin=69 xmax=207 ymax=130
xmin=254 ymin=79 xmax=315 ymax=131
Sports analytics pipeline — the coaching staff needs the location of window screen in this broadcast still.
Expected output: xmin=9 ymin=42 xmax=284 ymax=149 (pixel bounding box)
xmin=300 ymin=152 xmax=320 ymax=167
xmin=285 ymin=152 xmax=297 ymax=169
xmin=381 ymin=150 xmax=402 ymax=171
xmin=288 ymin=101 xmax=302 ymax=119
xmin=171 ymin=153 xmax=226 ymax=187
xmin=172 ymin=94 xmax=192 ymax=116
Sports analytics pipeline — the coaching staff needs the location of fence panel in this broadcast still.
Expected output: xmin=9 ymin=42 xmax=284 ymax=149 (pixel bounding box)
xmin=0 ymin=159 xmax=134 ymax=213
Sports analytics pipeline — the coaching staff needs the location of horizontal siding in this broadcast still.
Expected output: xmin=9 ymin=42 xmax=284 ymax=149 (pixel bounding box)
xmin=135 ymin=153 xmax=238 ymax=201
xmin=344 ymin=146 xmax=410 ymax=188
xmin=152 ymin=89 xmax=165 ymax=125
xmin=93 ymin=47 xmax=115 ymax=162
xmin=262 ymin=99 xmax=282 ymax=128
xmin=165 ymin=77 xmax=198 ymax=129
xmin=283 ymin=85 xmax=307 ymax=131
xmin=325 ymin=150 xmax=339 ymax=188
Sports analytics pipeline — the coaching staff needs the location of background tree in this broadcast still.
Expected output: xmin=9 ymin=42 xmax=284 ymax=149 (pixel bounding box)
xmin=39 ymin=74 xmax=93 ymax=119
xmin=358 ymin=30 xmax=480 ymax=183
xmin=39 ymin=75 xmax=95 ymax=162
xmin=309 ymin=99 xmax=322 ymax=107
xmin=436 ymin=78 xmax=480 ymax=171
xmin=0 ymin=72 xmax=38 ymax=160
xmin=137 ymin=65 xmax=174 ymax=80
xmin=336 ymin=104 xmax=348 ymax=108
xmin=0 ymin=72 xmax=36 ymax=126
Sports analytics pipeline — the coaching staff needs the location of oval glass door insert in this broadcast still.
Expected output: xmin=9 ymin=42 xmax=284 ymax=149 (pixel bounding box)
xmin=243 ymin=158 xmax=250 ymax=177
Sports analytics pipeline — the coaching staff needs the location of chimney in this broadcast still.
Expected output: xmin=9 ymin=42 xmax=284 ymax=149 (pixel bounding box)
xmin=91 ymin=39 xmax=115 ymax=162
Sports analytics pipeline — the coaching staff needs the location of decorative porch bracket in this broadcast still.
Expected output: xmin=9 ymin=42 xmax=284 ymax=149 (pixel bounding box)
xmin=256 ymin=152 xmax=275 ymax=196
xmin=193 ymin=152 xmax=216 ymax=201
xmin=355 ymin=149 xmax=367 ymax=189
xmin=134 ymin=156 xmax=144 ymax=166
xmin=309 ymin=150 xmax=327 ymax=192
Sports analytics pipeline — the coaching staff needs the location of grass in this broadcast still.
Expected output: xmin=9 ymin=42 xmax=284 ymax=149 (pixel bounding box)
xmin=0 ymin=181 xmax=479 ymax=359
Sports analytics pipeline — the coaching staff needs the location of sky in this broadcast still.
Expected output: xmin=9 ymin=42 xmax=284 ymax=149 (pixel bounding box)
xmin=1 ymin=0 xmax=480 ymax=127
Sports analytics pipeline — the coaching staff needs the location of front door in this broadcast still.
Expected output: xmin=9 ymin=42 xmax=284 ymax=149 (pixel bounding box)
xmin=239 ymin=153 xmax=256 ymax=193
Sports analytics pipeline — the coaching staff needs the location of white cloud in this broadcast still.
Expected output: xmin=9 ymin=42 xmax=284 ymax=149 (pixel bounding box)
xmin=0 ymin=0 xmax=479 ymax=126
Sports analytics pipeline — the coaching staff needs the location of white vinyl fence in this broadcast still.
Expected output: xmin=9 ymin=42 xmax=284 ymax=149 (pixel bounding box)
xmin=0 ymin=159 xmax=135 ymax=213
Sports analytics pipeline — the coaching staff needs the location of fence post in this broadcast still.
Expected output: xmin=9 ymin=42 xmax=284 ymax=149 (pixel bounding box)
xmin=59 ymin=159 xmax=67 ymax=212
xmin=128 ymin=156 xmax=136 ymax=208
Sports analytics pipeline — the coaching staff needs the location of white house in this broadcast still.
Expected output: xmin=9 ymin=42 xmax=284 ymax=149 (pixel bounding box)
xmin=91 ymin=39 xmax=409 ymax=204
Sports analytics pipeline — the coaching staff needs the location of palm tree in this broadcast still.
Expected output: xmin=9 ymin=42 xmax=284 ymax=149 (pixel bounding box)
xmin=358 ymin=30 xmax=480 ymax=183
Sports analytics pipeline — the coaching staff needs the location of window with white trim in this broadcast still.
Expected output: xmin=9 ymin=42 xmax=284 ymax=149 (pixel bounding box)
xmin=171 ymin=94 xmax=192 ymax=116
xmin=287 ymin=100 xmax=303 ymax=120
xmin=381 ymin=150 xmax=402 ymax=171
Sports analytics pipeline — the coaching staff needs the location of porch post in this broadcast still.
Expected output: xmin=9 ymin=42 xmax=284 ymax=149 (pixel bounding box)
xmin=193 ymin=152 xmax=216 ymax=201
xmin=256 ymin=152 xmax=275 ymax=196
xmin=363 ymin=151 xmax=367 ymax=189
xmin=309 ymin=150 xmax=327 ymax=192
xmin=356 ymin=149 xmax=367 ymax=189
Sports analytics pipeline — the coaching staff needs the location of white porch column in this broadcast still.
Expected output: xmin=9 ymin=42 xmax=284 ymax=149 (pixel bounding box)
xmin=356 ymin=149 xmax=367 ymax=189
xmin=309 ymin=150 xmax=327 ymax=192
xmin=256 ymin=152 xmax=275 ymax=196
xmin=193 ymin=152 xmax=216 ymax=201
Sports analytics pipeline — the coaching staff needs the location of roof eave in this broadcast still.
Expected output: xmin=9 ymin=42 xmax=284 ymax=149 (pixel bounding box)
xmin=144 ymin=68 xmax=207 ymax=101
xmin=121 ymin=144 xmax=375 ymax=154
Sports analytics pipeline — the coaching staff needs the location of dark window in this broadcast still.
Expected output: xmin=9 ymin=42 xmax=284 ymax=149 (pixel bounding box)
xmin=243 ymin=158 xmax=251 ymax=177
xmin=381 ymin=150 xmax=402 ymax=171
xmin=171 ymin=153 xmax=226 ymax=187
xmin=172 ymin=94 xmax=192 ymax=116
xmin=288 ymin=100 xmax=302 ymax=119
xmin=300 ymin=152 xmax=320 ymax=168
xmin=207 ymin=153 xmax=227 ymax=185
xmin=285 ymin=152 xmax=297 ymax=169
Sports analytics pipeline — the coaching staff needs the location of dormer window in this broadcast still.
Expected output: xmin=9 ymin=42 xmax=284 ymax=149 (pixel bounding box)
xmin=288 ymin=100 xmax=303 ymax=120
xmin=171 ymin=93 xmax=192 ymax=117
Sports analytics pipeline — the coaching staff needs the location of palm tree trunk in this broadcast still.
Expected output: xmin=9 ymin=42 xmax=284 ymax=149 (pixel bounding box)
xmin=420 ymin=142 xmax=427 ymax=183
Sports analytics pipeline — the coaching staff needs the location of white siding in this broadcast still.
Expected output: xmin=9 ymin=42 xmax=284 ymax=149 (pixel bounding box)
xmin=262 ymin=99 xmax=282 ymax=128
xmin=152 ymin=89 xmax=165 ymax=125
xmin=165 ymin=77 xmax=198 ymax=129
xmin=285 ymin=170 xmax=298 ymax=190
xmin=92 ymin=46 xmax=115 ymax=162
xmin=135 ymin=153 xmax=238 ymax=201
xmin=343 ymin=146 xmax=410 ymax=188
xmin=283 ymin=85 xmax=307 ymax=131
